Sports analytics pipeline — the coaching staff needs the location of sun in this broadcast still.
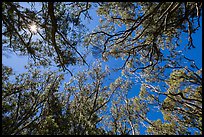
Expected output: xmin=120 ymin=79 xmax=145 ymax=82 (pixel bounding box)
xmin=29 ymin=23 xmax=38 ymax=34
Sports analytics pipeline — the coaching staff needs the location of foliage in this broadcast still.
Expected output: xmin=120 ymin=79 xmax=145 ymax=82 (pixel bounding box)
xmin=2 ymin=2 xmax=90 ymax=74
xmin=2 ymin=2 xmax=202 ymax=135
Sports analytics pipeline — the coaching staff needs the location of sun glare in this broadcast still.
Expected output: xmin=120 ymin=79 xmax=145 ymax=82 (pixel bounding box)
xmin=29 ymin=23 xmax=38 ymax=34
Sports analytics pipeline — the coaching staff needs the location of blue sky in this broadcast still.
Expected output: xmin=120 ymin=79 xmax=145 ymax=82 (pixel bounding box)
xmin=2 ymin=2 xmax=202 ymax=134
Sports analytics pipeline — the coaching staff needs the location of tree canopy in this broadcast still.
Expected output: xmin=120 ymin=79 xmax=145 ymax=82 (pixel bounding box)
xmin=2 ymin=2 xmax=202 ymax=135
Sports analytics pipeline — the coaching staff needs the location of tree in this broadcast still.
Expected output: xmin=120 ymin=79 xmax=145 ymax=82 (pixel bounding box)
xmin=84 ymin=2 xmax=202 ymax=134
xmin=140 ymin=68 xmax=202 ymax=135
xmin=2 ymin=2 xmax=202 ymax=135
xmin=2 ymin=62 xmax=128 ymax=135
xmin=2 ymin=64 xmax=64 ymax=135
xmin=2 ymin=2 xmax=90 ymax=75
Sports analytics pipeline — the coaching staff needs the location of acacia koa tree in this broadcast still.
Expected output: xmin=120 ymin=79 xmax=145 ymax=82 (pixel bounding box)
xmin=2 ymin=2 xmax=202 ymax=135
xmin=2 ymin=62 xmax=132 ymax=135
xmin=2 ymin=64 xmax=64 ymax=135
xmin=2 ymin=2 xmax=91 ymax=75
xmin=85 ymin=2 xmax=202 ymax=134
